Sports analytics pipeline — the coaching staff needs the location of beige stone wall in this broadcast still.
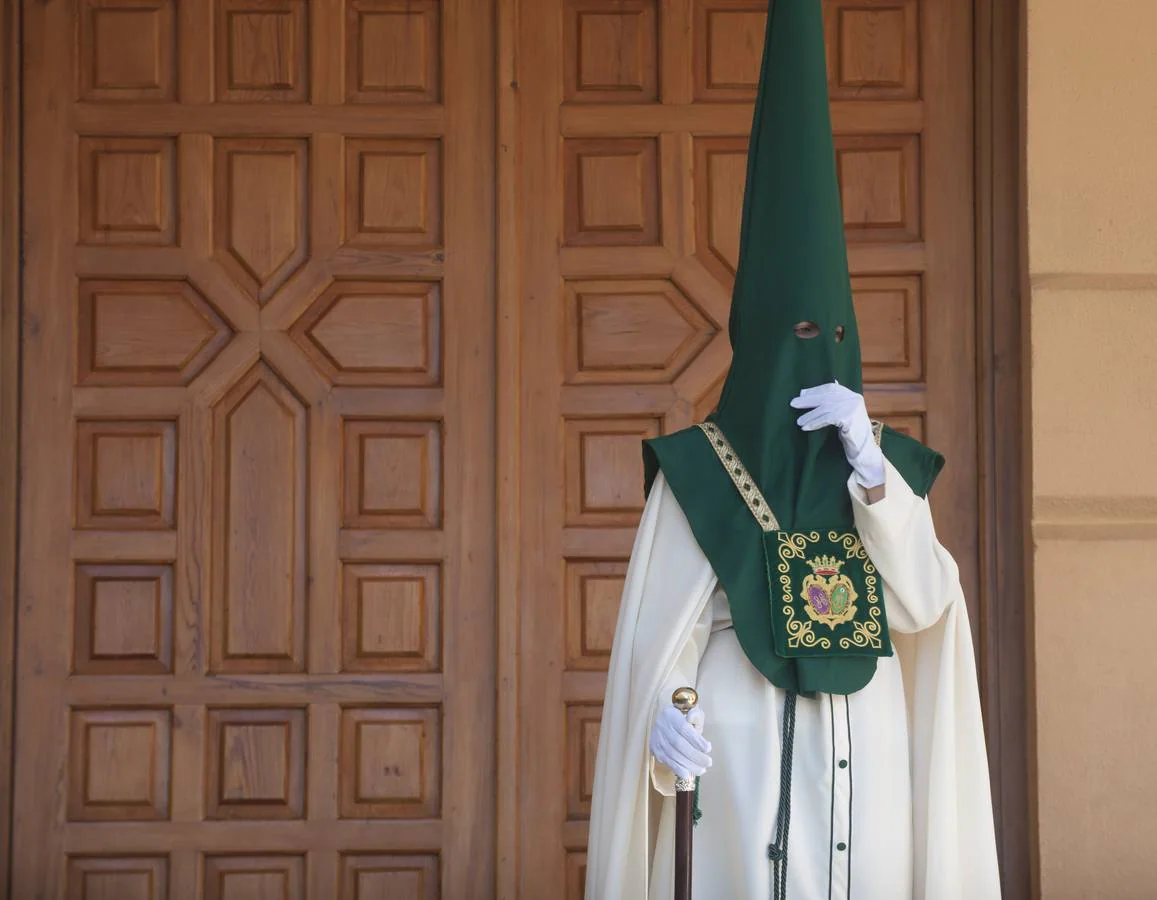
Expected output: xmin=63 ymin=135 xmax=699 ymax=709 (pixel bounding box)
xmin=1027 ymin=1 xmax=1157 ymax=896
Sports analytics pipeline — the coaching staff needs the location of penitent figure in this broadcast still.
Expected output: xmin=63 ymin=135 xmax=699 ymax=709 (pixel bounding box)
xmin=583 ymin=2 xmax=1003 ymax=899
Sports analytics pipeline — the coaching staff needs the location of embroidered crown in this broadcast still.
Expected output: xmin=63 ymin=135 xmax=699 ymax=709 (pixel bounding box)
xmin=806 ymin=555 xmax=843 ymax=577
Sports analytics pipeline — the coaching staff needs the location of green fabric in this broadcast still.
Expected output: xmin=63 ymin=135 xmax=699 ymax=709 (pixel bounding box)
xmin=641 ymin=0 xmax=944 ymax=696
xmin=765 ymin=530 xmax=892 ymax=659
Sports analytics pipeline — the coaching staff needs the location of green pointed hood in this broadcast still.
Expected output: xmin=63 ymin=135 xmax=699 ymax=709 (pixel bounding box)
xmin=713 ymin=0 xmax=861 ymax=528
xmin=642 ymin=0 xmax=944 ymax=696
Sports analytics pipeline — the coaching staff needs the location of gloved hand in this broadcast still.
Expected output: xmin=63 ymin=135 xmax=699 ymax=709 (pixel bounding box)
xmin=649 ymin=704 xmax=712 ymax=780
xmin=790 ymin=382 xmax=885 ymax=488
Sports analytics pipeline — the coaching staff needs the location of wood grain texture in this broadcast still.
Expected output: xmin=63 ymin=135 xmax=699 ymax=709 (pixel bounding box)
xmin=14 ymin=1 xmax=496 ymax=896
xmin=0 ymin=3 xmax=21 ymax=888
xmin=975 ymin=1 xmax=1033 ymax=896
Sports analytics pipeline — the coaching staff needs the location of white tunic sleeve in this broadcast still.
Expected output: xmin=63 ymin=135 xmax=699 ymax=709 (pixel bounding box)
xmin=849 ymin=460 xmax=1003 ymax=900
xmin=586 ymin=474 xmax=718 ymax=900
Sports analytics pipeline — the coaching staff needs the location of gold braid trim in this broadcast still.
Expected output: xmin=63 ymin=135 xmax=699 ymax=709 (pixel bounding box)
xmin=697 ymin=419 xmax=883 ymax=532
xmin=696 ymin=422 xmax=780 ymax=533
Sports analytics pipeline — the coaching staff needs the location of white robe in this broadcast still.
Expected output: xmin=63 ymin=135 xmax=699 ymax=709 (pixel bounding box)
xmin=585 ymin=461 xmax=1001 ymax=900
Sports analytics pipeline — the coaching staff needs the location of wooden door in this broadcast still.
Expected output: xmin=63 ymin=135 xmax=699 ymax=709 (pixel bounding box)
xmin=15 ymin=0 xmax=494 ymax=897
xmin=507 ymin=0 xmax=975 ymax=895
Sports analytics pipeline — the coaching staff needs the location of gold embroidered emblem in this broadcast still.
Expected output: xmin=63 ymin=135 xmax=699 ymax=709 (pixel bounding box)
xmin=801 ymin=554 xmax=859 ymax=629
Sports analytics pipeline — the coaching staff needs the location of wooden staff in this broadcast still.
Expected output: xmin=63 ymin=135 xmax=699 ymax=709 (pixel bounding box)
xmin=672 ymin=686 xmax=699 ymax=900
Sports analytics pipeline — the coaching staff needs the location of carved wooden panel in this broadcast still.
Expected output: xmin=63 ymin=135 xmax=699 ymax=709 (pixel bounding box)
xmin=836 ymin=134 xmax=921 ymax=242
xmin=879 ymin=413 xmax=924 ymax=442
xmin=565 ymin=559 xmax=626 ymax=671
xmin=563 ymin=138 xmax=661 ymax=247
xmin=693 ymin=136 xmax=749 ymax=286
xmin=339 ymin=707 xmax=441 ymax=819
xmin=565 ymin=703 xmax=601 ymax=819
xmin=293 ymin=280 xmax=441 ymax=386
xmin=565 ymin=417 xmax=661 ymax=527
xmin=78 ymin=137 xmax=176 ymax=246
xmin=77 ymin=279 xmax=232 ymax=386
xmin=214 ymin=138 xmax=309 ymax=304
xmin=565 ymin=279 xmax=715 ymax=385
xmin=342 ymin=564 xmax=442 ymax=673
xmin=211 ymin=363 xmax=308 ymax=674
xmin=75 ymin=420 xmax=177 ymax=531
xmin=204 ymin=855 xmax=305 ymax=900
xmin=68 ymin=709 xmax=171 ymax=822
xmin=567 ymin=853 xmax=588 ymax=900
xmin=79 ymin=0 xmax=176 ymax=102
xmin=67 ymin=856 xmax=169 ymax=900
xmin=21 ymin=0 xmax=495 ymax=895
xmin=341 ymin=854 xmax=440 ymax=900
xmin=74 ymin=564 xmax=174 ymax=676
xmin=693 ymin=0 xmax=767 ymax=101
xmin=824 ymin=0 xmax=919 ymax=100
xmin=345 ymin=0 xmax=441 ymax=103
xmin=564 ymin=0 xmax=658 ymax=104
xmin=344 ymin=139 xmax=443 ymax=249
xmin=854 ymin=274 xmax=923 ymax=382
xmin=343 ymin=419 xmax=442 ymax=529
xmin=205 ymin=708 xmax=307 ymax=820
xmin=215 ymin=0 xmax=308 ymax=102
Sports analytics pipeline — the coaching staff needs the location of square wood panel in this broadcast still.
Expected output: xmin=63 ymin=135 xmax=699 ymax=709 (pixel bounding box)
xmin=853 ymin=274 xmax=923 ymax=382
xmin=78 ymin=137 xmax=176 ymax=246
xmin=340 ymin=854 xmax=440 ymax=900
xmin=824 ymin=0 xmax=919 ymax=100
xmin=204 ymin=855 xmax=305 ymax=900
xmin=345 ymin=0 xmax=441 ymax=103
xmin=67 ymin=856 xmax=169 ymax=900
xmin=343 ymin=419 xmax=443 ymax=529
xmin=339 ymin=707 xmax=441 ymax=819
xmin=564 ymin=0 xmax=658 ymax=103
xmin=75 ymin=420 xmax=177 ymax=530
xmin=79 ymin=0 xmax=176 ymax=102
xmin=564 ymin=417 xmax=660 ymax=527
xmin=215 ymin=0 xmax=308 ymax=102
xmin=343 ymin=138 xmax=443 ymax=248
xmin=68 ymin=708 xmax=171 ymax=822
xmin=342 ymin=564 xmax=442 ymax=673
xmin=74 ymin=564 xmax=174 ymax=675
xmin=693 ymin=0 xmax=768 ymax=101
xmin=565 ymin=559 xmax=627 ymax=671
xmin=563 ymin=138 xmax=660 ymax=247
xmin=206 ymin=708 xmax=306 ymax=820
xmin=835 ymin=134 xmax=921 ymax=242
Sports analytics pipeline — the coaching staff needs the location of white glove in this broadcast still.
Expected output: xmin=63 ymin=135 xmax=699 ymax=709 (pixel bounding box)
xmin=790 ymin=382 xmax=885 ymax=488
xmin=649 ymin=704 xmax=711 ymax=780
